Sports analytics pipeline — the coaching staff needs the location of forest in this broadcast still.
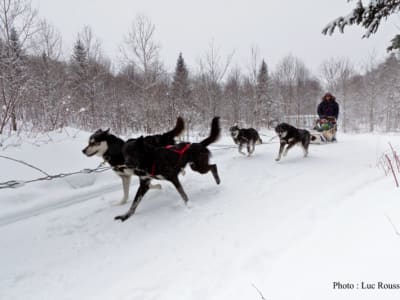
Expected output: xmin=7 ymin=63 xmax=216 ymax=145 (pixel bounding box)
xmin=1 ymin=0 xmax=400 ymax=137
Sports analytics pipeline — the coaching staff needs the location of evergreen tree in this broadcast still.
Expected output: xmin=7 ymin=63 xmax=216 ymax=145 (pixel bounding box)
xmin=170 ymin=52 xmax=190 ymax=123
xmin=255 ymin=60 xmax=274 ymax=127
xmin=323 ymin=0 xmax=400 ymax=51
xmin=69 ymin=38 xmax=88 ymax=113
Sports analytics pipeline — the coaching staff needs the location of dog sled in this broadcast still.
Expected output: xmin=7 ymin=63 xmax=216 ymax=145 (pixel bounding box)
xmin=310 ymin=117 xmax=337 ymax=144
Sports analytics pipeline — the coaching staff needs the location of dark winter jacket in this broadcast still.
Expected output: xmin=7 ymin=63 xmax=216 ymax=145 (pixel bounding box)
xmin=317 ymin=97 xmax=339 ymax=120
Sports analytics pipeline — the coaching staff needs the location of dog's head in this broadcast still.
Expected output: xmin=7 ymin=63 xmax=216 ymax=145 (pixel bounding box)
xmin=229 ymin=125 xmax=240 ymax=138
xmin=123 ymin=136 xmax=146 ymax=169
xmin=82 ymin=128 xmax=110 ymax=157
xmin=275 ymin=123 xmax=291 ymax=139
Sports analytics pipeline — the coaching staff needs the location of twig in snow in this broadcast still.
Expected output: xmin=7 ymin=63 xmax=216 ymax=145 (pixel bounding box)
xmin=385 ymin=154 xmax=399 ymax=188
xmin=388 ymin=142 xmax=400 ymax=172
xmin=386 ymin=214 xmax=400 ymax=237
xmin=252 ymin=283 xmax=267 ymax=300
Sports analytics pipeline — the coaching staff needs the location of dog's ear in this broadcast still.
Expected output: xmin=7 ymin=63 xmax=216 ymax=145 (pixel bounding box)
xmin=104 ymin=128 xmax=110 ymax=134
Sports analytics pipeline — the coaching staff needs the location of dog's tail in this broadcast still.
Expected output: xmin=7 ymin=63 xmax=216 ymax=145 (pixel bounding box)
xmin=200 ymin=117 xmax=221 ymax=147
xmin=165 ymin=117 xmax=185 ymax=140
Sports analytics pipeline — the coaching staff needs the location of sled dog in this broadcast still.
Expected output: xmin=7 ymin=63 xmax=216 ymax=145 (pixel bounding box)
xmin=229 ymin=125 xmax=263 ymax=156
xmin=82 ymin=117 xmax=184 ymax=204
xmin=114 ymin=117 xmax=221 ymax=222
xmin=274 ymin=123 xmax=316 ymax=161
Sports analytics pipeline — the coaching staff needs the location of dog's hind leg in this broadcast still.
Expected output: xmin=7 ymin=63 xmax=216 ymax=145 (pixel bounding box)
xmin=191 ymin=161 xmax=221 ymax=185
xmin=115 ymin=178 xmax=150 ymax=222
xmin=170 ymin=176 xmax=189 ymax=204
xmin=247 ymin=143 xmax=253 ymax=156
xmin=119 ymin=176 xmax=131 ymax=205
xmin=249 ymin=141 xmax=256 ymax=156
xmin=210 ymin=164 xmax=221 ymax=184
xmin=302 ymin=139 xmax=310 ymax=157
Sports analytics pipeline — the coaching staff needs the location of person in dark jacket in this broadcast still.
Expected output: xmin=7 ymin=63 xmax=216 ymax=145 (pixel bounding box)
xmin=317 ymin=92 xmax=339 ymax=120
xmin=316 ymin=92 xmax=339 ymax=142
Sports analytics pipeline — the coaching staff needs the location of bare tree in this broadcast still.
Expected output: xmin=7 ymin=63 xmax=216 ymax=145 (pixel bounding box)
xmin=29 ymin=20 xmax=67 ymax=131
xmin=121 ymin=14 xmax=164 ymax=132
xmin=198 ymin=39 xmax=234 ymax=118
xmin=0 ymin=0 xmax=38 ymax=134
xmin=362 ymin=52 xmax=379 ymax=132
xmin=319 ymin=57 xmax=354 ymax=132
xmin=224 ymin=66 xmax=242 ymax=125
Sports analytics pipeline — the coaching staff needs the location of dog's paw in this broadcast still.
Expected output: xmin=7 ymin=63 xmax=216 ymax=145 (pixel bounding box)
xmin=185 ymin=201 xmax=193 ymax=210
xmin=275 ymin=157 xmax=281 ymax=161
xmin=118 ymin=199 xmax=128 ymax=205
xmin=114 ymin=214 xmax=130 ymax=222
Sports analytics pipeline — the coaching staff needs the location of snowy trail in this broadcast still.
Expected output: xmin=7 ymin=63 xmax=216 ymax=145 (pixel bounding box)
xmin=1 ymin=133 xmax=400 ymax=300
xmin=0 ymin=182 xmax=119 ymax=227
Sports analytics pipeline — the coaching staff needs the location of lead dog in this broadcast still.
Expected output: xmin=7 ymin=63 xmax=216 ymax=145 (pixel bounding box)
xmin=229 ymin=125 xmax=262 ymax=156
xmin=274 ymin=123 xmax=316 ymax=161
xmin=114 ymin=117 xmax=221 ymax=222
xmin=82 ymin=117 xmax=184 ymax=204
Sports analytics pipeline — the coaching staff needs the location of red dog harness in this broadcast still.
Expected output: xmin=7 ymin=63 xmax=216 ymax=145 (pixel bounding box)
xmin=150 ymin=143 xmax=191 ymax=177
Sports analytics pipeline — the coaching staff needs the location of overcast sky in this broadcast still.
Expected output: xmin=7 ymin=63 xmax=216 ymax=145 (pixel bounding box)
xmin=31 ymin=0 xmax=399 ymax=74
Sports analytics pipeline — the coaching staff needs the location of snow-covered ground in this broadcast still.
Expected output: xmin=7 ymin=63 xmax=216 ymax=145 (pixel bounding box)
xmin=1 ymin=129 xmax=400 ymax=300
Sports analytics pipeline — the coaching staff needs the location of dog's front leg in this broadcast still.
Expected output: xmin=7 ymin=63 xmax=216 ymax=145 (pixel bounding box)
xmin=115 ymin=178 xmax=150 ymax=222
xmin=170 ymin=176 xmax=189 ymax=204
xmin=238 ymin=143 xmax=246 ymax=155
xmin=118 ymin=175 xmax=131 ymax=205
xmin=275 ymin=142 xmax=286 ymax=161
xmin=283 ymin=142 xmax=296 ymax=157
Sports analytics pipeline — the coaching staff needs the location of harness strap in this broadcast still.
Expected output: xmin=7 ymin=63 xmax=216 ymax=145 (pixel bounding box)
xmin=165 ymin=143 xmax=191 ymax=159
xmin=150 ymin=144 xmax=191 ymax=177
xmin=151 ymin=163 xmax=157 ymax=177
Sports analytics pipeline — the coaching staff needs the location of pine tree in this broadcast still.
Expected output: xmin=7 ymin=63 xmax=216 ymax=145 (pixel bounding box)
xmin=170 ymin=52 xmax=190 ymax=123
xmin=323 ymin=0 xmax=400 ymax=51
xmin=69 ymin=38 xmax=88 ymax=113
xmin=255 ymin=60 xmax=273 ymax=127
xmin=72 ymin=38 xmax=87 ymax=68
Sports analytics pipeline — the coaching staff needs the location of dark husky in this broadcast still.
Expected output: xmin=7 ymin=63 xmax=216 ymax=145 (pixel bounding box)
xmin=274 ymin=123 xmax=316 ymax=161
xmin=229 ymin=125 xmax=263 ymax=156
xmin=114 ymin=117 xmax=221 ymax=222
xmin=82 ymin=117 xmax=184 ymax=204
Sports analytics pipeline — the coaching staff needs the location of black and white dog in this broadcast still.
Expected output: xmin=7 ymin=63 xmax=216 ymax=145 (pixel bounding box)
xmin=114 ymin=117 xmax=221 ymax=222
xmin=229 ymin=125 xmax=263 ymax=156
xmin=82 ymin=117 xmax=184 ymax=205
xmin=274 ymin=123 xmax=316 ymax=161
